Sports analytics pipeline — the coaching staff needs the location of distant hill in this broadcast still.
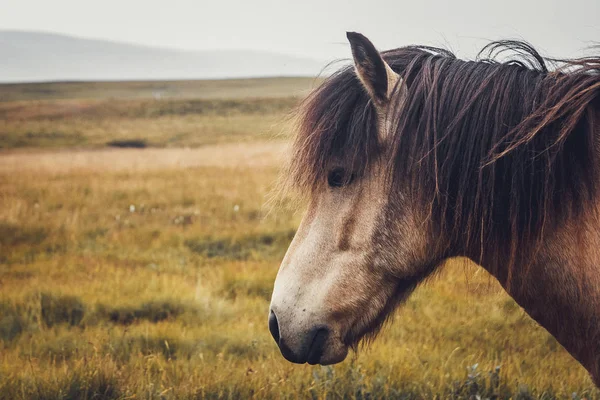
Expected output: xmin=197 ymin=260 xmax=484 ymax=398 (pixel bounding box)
xmin=0 ymin=30 xmax=326 ymax=83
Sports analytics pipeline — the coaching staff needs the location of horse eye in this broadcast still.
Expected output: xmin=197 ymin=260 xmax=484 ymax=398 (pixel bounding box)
xmin=327 ymin=168 xmax=354 ymax=188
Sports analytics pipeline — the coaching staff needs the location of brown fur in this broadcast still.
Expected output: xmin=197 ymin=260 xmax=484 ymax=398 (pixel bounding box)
xmin=283 ymin=38 xmax=600 ymax=384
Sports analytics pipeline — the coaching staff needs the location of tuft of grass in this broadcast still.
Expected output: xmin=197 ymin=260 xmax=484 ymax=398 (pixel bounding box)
xmin=0 ymin=362 xmax=121 ymax=400
xmin=40 ymin=293 xmax=85 ymax=328
xmin=98 ymin=301 xmax=186 ymax=325
xmin=106 ymin=335 xmax=193 ymax=361
xmin=0 ymin=315 xmax=24 ymax=342
xmin=184 ymin=230 xmax=295 ymax=261
xmin=0 ymin=223 xmax=47 ymax=248
xmin=0 ymin=298 xmax=41 ymax=342
xmin=106 ymin=139 xmax=147 ymax=148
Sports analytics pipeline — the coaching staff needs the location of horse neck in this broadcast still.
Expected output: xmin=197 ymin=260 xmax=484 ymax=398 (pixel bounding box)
xmin=480 ymin=202 xmax=600 ymax=384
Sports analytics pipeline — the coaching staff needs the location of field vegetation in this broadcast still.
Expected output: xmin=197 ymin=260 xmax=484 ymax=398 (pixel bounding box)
xmin=0 ymin=79 xmax=598 ymax=399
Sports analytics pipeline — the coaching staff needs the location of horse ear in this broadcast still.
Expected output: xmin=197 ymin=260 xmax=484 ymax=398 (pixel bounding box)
xmin=346 ymin=32 xmax=399 ymax=107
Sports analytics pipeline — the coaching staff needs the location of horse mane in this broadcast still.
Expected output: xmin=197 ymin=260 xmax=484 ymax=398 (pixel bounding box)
xmin=287 ymin=40 xmax=600 ymax=277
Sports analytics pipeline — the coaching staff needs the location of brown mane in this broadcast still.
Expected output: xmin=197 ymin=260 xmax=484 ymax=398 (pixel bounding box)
xmin=287 ymin=41 xmax=600 ymax=281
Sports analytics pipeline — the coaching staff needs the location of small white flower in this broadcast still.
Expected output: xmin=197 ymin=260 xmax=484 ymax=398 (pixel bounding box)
xmin=129 ymin=204 xmax=135 ymax=213
xmin=233 ymin=205 xmax=240 ymax=212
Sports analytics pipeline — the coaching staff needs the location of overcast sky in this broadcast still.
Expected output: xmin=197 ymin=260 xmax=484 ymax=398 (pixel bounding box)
xmin=2 ymin=0 xmax=599 ymax=61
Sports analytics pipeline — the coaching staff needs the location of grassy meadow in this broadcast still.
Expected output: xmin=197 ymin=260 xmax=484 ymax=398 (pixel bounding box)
xmin=0 ymin=78 xmax=598 ymax=399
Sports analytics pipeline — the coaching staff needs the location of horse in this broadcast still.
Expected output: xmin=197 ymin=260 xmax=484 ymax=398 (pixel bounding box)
xmin=268 ymin=32 xmax=600 ymax=385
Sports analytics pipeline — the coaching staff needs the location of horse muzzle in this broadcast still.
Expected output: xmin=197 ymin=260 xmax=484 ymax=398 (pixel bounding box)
xmin=268 ymin=309 xmax=348 ymax=365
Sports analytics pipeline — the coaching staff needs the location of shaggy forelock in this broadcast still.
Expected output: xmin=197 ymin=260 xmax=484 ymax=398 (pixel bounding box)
xmin=285 ymin=41 xmax=600 ymax=283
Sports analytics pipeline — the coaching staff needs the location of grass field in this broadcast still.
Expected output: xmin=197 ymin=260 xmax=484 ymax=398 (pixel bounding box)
xmin=0 ymin=79 xmax=598 ymax=399
xmin=0 ymin=97 xmax=299 ymax=150
xmin=0 ymin=78 xmax=319 ymax=102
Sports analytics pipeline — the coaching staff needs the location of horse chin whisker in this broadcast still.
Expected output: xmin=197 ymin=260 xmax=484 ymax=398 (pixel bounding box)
xmin=343 ymin=304 xmax=400 ymax=350
xmin=344 ymin=316 xmax=393 ymax=352
xmin=343 ymin=273 xmax=427 ymax=350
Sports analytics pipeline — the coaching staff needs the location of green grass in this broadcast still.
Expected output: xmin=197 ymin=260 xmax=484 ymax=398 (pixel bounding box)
xmin=0 ymin=78 xmax=598 ymax=399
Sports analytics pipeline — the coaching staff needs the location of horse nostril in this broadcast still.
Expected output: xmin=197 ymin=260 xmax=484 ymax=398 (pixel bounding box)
xmin=268 ymin=310 xmax=280 ymax=344
xmin=307 ymin=326 xmax=329 ymax=365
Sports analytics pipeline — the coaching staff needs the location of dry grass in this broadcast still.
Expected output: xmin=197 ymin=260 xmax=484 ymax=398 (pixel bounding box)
xmin=0 ymin=77 xmax=320 ymax=102
xmin=0 ymin=78 xmax=598 ymax=399
xmin=0 ymin=142 xmax=288 ymax=174
xmin=0 ymin=97 xmax=298 ymax=150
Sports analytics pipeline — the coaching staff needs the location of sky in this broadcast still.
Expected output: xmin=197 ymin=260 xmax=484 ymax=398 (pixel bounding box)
xmin=2 ymin=0 xmax=599 ymax=61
